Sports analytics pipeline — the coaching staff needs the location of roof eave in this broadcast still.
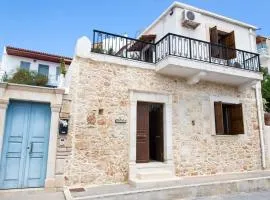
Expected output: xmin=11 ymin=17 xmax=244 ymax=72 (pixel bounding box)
xmin=5 ymin=46 xmax=72 ymax=65
xmin=139 ymin=1 xmax=257 ymax=38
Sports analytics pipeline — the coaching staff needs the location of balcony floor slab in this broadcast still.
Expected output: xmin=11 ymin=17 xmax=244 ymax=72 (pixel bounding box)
xmin=156 ymin=56 xmax=262 ymax=86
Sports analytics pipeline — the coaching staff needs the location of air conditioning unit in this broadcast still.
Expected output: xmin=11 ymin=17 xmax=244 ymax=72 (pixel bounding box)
xmin=182 ymin=10 xmax=200 ymax=29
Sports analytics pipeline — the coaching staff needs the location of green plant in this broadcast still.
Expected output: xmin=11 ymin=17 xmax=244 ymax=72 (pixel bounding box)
xmin=60 ymin=58 xmax=67 ymax=76
xmin=92 ymin=46 xmax=104 ymax=53
xmin=261 ymin=67 xmax=270 ymax=112
xmin=108 ymin=48 xmax=114 ymax=55
xmin=7 ymin=68 xmax=48 ymax=87
xmin=8 ymin=69 xmax=35 ymax=85
xmin=2 ymin=72 xmax=8 ymax=82
xmin=34 ymin=73 xmax=49 ymax=86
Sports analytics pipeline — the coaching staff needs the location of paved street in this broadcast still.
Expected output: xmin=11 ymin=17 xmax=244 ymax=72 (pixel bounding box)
xmin=1 ymin=190 xmax=270 ymax=200
xmin=196 ymin=191 xmax=270 ymax=200
xmin=0 ymin=189 xmax=65 ymax=200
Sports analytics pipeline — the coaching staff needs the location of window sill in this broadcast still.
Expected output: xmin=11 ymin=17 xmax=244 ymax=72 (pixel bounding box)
xmin=211 ymin=134 xmax=244 ymax=137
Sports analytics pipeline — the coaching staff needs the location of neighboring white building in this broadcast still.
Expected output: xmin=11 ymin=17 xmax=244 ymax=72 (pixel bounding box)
xmin=0 ymin=46 xmax=72 ymax=190
xmin=0 ymin=46 xmax=72 ymax=87
xmin=257 ymin=36 xmax=270 ymax=71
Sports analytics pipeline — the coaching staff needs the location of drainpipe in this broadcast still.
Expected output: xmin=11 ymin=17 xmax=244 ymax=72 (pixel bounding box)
xmin=255 ymin=81 xmax=266 ymax=169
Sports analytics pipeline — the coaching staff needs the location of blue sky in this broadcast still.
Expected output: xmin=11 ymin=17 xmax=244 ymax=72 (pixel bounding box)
xmin=0 ymin=0 xmax=269 ymax=57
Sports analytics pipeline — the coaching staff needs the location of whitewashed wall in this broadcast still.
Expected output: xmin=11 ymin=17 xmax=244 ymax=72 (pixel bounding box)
xmin=259 ymin=39 xmax=270 ymax=72
xmin=1 ymin=49 xmax=70 ymax=86
xmin=144 ymin=7 xmax=256 ymax=52
xmin=266 ymin=39 xmax=270 ymax=55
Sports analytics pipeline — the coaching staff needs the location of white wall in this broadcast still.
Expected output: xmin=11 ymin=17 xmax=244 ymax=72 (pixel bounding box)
xmin=259 ymin=39 xmax=270 ymax=72
xmin=1 ymin=49 xmax=69 ymax=86
xmin=144 ymin=7 xmax=256 ymax=52
xmin=267 ymin=39 xmax=270 ymax=55
xmin=102 ymin=36 xmax=127 ymax=53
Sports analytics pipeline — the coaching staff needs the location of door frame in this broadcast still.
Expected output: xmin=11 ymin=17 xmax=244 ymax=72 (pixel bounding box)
xmin=0 ymin=83 xmax=64 ymax=188
xmin=129 ymin=90 xmax=174 ymax=180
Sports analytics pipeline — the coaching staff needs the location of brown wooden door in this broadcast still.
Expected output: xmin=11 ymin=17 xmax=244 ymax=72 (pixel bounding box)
xmin=136 ymin=102 xmax=149 ymax=163
xmin=155 ymin=105 xmax=164 ymax=162
xmin=225 ymin=31 xmax=236 ymax=59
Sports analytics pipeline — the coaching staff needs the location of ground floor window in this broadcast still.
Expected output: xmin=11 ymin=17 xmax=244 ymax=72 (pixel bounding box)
xmin=214 ymin=101 xmax=244 ymax=135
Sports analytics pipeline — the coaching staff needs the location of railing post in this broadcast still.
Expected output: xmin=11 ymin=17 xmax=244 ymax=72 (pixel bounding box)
xmin=242 ymin=52 xmax=246 ymax=69
xmin=258 ymin=54 xmax=261 ymax=72
xmin=168 ymin=34 xmax=171 ymax=55
xmin=154 ymin=44 xmax=156 ymax=63
xmin=209 ymin=43 xmax=212 ymax=63
xmin=189 ymin=38 xmax=192 ymax=59
xmin=125 ymin=38 xmax=128 ymax=58
xmin=92 ymin=30 xmax=95 ymax=52
xmin=225 ymin=47 xmax=228 ymax=66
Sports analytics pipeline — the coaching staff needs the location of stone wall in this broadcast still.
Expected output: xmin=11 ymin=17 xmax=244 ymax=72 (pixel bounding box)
xmin=63 ymin=56 xmax=262 ymax=187
xmin=55 ymin=94 xmax=73 ymax=188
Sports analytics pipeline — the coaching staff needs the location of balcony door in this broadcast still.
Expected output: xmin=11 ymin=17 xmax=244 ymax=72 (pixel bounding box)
xmin=210 ymin=26 xmax=236 ymax=60
xmin=38 ymin=64 xmax=49 ymax=77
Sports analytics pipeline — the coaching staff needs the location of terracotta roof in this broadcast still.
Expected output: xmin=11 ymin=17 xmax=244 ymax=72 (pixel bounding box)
xmin=5 ymin=46 xmax=72 ymax=65
xmin=256 ymin=36 xmax=267 ymax=44
xmin=139 ymin=34 xmax=156 ymax=42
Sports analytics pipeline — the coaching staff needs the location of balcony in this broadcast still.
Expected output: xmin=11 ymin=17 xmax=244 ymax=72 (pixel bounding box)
xmin=258 ymin=47 xmax=269 ymax=55
xmin=92 ymin=30 xmax=262 ymax=86
xmin=0 ymin=70 xmax=64 ymax=88
xmin=257 ymin=45 xmax=270 ymax=66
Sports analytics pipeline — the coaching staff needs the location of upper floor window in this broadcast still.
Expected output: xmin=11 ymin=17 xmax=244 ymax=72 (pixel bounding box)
xmin=56 ymin=66 xmax=60 ymax=80
xmin=20 ymin=61 xmax=31 ymax=71
xmin=257 ymin=42 xmax=267 ymax=49
xmin=214 ymin=102 xmax=244 ymax=135
xmin=210 ymin=26 xmax=236 ymax=60
xmin=38 ymin=64 xmax=49 ymax=77
xmin=256 ymin=36 xmax=267 ymax=49
xmin=256 ymin=36 xmax=268 ymax=55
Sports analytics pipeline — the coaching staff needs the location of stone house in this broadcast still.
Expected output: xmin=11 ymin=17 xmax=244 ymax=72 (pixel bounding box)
xmin=60 ymin=1 xmax=267 ymax=188
xmin=0 ymin=1 xmax=267 ymax=191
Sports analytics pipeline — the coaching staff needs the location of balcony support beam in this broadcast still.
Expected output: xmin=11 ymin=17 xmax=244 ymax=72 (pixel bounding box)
xmin=238 ymin=80 xmax=258 ymax=91
xmin=187 ymin=71 xmax=207 ymax=85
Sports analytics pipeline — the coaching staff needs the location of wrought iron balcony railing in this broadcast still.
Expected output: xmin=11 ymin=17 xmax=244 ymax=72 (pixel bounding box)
xmin=92 ymin=30 xmax=261 ymax=72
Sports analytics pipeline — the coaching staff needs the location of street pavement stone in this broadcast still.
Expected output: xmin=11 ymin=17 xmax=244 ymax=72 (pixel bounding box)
xmin=195 ymin=191 xmax=270 ymax=200
xmin=0 ymin=189 xmax=65 ymax=200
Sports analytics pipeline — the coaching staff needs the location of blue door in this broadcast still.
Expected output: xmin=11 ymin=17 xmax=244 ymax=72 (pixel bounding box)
xmin=0 ymin=101 xmax=51 ymax=189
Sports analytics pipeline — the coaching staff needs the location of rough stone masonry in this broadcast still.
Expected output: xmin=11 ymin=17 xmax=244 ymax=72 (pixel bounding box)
xmin=59 ymin=56 xmax=262 ymax=187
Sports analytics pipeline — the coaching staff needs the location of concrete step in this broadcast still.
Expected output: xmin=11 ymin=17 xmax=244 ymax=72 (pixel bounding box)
xmin=136 ymin=170 xmax=173 ymax=180
xmin=129 ymin=176 xmax=182 ymax=188
xmin=68 ymin=171 xmax=270 ymax=200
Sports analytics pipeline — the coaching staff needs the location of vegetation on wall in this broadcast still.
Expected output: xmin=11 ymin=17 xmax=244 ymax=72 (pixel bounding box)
xmin=2 ymin=72 xmax=8 ymax=82
xmin=92 ymin=46 xmax=104 ymax=54
xmin=6 ymin=68 xmax=48 ymax=86
xmin=60 ymin=58 xmax=67 ymax=76
xmin=261 ymin=67 xmax=270 ymax=112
